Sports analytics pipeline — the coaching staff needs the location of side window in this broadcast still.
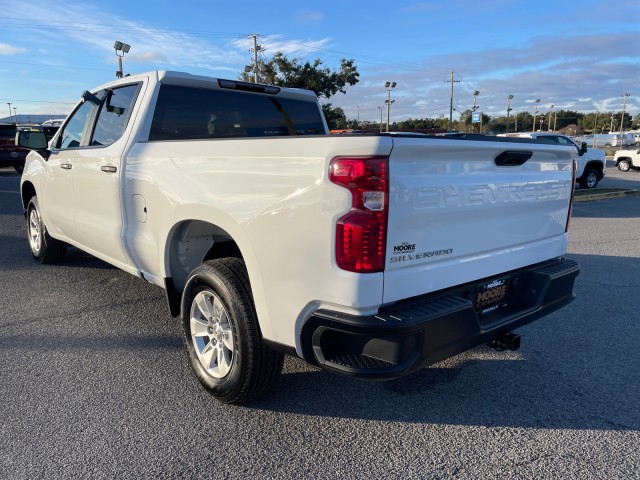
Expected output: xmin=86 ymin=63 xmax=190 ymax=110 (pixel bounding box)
xmin=91 ymin=84 xmax=139 ymax=147
xmin=57 ymin=100 xmax=96 ymax=149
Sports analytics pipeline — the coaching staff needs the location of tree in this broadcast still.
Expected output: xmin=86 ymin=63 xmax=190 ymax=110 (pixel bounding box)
xmin=252 ymin=52 xmax=359 ymax=100
xmin=243 ymin=52 xmax=359 ymax=131
xmin=322 ymin=104 xmax=346 ymax=130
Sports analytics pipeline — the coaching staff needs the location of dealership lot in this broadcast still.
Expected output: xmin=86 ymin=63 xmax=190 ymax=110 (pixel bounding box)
xmin=1 ymin=167 xmax=638 ymax=479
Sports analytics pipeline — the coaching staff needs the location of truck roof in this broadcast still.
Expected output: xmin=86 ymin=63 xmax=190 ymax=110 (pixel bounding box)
xmin=88 ymin=70 xmax=320 ymax=103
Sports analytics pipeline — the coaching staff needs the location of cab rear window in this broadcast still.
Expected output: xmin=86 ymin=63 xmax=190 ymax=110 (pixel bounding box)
xmin=149 ymin=84 xmax=325 ymax=141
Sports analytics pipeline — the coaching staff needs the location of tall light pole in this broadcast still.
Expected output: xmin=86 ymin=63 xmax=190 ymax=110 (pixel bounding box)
xmin=472 ymin=90 xmax=480 ymax=133
xmin=547 ymin=104 xmax=554 ymax=132
xmin=114 ymin=40 xmax=131 ymax=79
xmin=506 ymin=94 xmax=514 ymax=133
xmin=532 ymin=99 xmax=540 ymax=131
xmin=13 ymin=107 xmax=17 ymax=124
xmin=7 ymin=102 xmax=13 ymax=124
xmin=384 ymin=81 xmax=396 ymax=132
xmin=620 ymin=93 xmax=631 ymax=133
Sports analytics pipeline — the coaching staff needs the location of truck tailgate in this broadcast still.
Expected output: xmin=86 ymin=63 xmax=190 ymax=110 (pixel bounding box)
xmin=383 ymin=136 xmax=574 ymax=304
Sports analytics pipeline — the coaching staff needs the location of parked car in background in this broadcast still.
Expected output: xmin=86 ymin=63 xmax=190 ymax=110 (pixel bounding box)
xmin=41 ymin=119 xmax=64 ymax=128
xmin=0 ymin=123 xmax=26 ymax=173
xmin=498 ymin=132 xmax=606 ymax=189
xmin=1 ymin=122 xmax=62 ymax=173
xmin=613 ymin=147 xmax=640 ymax=172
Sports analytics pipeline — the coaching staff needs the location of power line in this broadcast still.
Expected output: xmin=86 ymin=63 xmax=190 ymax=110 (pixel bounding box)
xmin=0 ymin=59 xmax=112 ymax=72
xmin=0 ymin=97 xmax=75 ymax=104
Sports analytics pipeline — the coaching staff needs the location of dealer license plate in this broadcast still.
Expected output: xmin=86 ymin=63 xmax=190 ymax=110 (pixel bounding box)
xmin=475 ymin=277 xmax=509 ymax=312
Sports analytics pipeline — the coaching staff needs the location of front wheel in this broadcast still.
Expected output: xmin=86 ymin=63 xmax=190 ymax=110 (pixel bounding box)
xmin=617 ymin=160 xmax=631 ymax=172
xmin=579 ymin=168 xmax=599 ymax=189
xmin=26 ymin=196 xmax=67 ymax=264
xmin=181 ymin=258 xmax=284 ymax=404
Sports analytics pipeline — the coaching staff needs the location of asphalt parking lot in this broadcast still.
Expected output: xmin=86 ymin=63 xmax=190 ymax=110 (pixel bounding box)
xmin=1 ymin=167 xmax=639 ymax=479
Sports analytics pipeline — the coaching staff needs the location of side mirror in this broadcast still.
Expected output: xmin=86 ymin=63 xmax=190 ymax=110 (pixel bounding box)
xmin=15 ymin=130 xmax=48 ymax=150
xmin=15 ymin=130 xmax=50 ymax=161
xmin=579 ymin=142 xmax=588 ymax=156
xmin=82 ymin=90 xmax=102 ymax=106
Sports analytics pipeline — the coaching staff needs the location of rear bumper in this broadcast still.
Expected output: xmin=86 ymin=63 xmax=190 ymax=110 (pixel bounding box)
xmin=300 ymin=258 xmax=579 ymax=379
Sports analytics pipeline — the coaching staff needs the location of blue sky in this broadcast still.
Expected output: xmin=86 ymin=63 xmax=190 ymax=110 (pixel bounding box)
xmin=1 ymin=0 xmax=639 ymax=125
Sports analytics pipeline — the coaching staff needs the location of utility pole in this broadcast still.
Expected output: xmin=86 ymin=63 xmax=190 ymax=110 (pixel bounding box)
xmin=547 ymin=104 xmax=554 ymax=132
xmin=532 ymin=99 xmax=540 ymax=132
xmin=249 ymin=34 xmax=262 ymax=83
xmin=620 ymin=93 xmax=631 ymax=132
xmin=506 ymin=94 xmax=514 ymax=133
xmin=593 ymin=110 xmax=599 ymax=148
xmin=610 ymin=112 xmax=615 ymax=132
xmin=445 ymin=70 xmax=460 ymax=132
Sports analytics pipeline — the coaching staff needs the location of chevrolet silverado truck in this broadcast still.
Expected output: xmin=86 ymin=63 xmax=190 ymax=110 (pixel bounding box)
xmin=614 ymin=147 xmax=640 ymax=172
xmin=17 ymin=71 xmax=580 ymax=404
xmin=498 ymin=132 xmax=606 ymax=189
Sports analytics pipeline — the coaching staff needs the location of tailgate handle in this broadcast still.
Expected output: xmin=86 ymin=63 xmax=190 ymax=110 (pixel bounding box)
xmin=495 ymin=150 xmax=532 ymax=166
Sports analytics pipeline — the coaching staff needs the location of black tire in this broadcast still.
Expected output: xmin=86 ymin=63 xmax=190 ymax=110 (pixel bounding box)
xmin=26 ymin=196 xmax=67 ymax=264
xmin=180 ymin=258 xmax=284 ymax=404
xmin=617 ymin=160 xmax=631 ymax=172
xmin=579 ymin=168 xmax=599 ymax=189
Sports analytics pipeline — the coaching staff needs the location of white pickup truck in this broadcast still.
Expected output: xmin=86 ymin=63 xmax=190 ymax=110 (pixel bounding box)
xmin=498 ymin=132 xmax=606 ymax=189
xmin=17 ymin=71 xmax=580 ymax=404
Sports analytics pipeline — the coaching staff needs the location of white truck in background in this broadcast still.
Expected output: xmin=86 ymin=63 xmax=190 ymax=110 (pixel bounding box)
xmin=17 ymin=71 xmax=580 ymax=404
xmin=613 ymin=147 xmax=640 ymax=172
xmin=498 ymin=132 xmax=606 ymax=189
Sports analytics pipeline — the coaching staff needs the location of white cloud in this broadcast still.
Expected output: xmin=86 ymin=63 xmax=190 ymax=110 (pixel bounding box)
xmin=294 ymin=9 xmax=325 ymax=24
xmin=0 ymin=43 xmax=27 ymax=55
xmin=236 ymin=34 xmax=333 ymax=59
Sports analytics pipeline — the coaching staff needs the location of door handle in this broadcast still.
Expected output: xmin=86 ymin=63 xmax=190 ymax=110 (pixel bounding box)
xmin=61 ymin=163 xmax=72 ymax=170
xmin=101 ymin=165 xmax=117 ymax=173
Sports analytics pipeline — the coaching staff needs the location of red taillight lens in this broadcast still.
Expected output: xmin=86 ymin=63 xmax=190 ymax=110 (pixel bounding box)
xmin=330 ymin=156 xmax=389 ymax=273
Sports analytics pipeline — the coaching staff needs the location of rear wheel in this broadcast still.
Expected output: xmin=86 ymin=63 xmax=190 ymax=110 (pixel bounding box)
xmin=579 ymin=168 xmax=599 ymax=189
xmin=617 ymin=160 xmax=631 ymax=172
xmin=181 ymin=258 xmax=284 ymax=404
xmin=27 ymin=196 xmax=67 ymax=264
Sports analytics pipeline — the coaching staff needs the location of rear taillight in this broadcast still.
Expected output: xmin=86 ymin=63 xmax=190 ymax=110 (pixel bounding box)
xmin=329 ymin=156 xmax=389 ymax=273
